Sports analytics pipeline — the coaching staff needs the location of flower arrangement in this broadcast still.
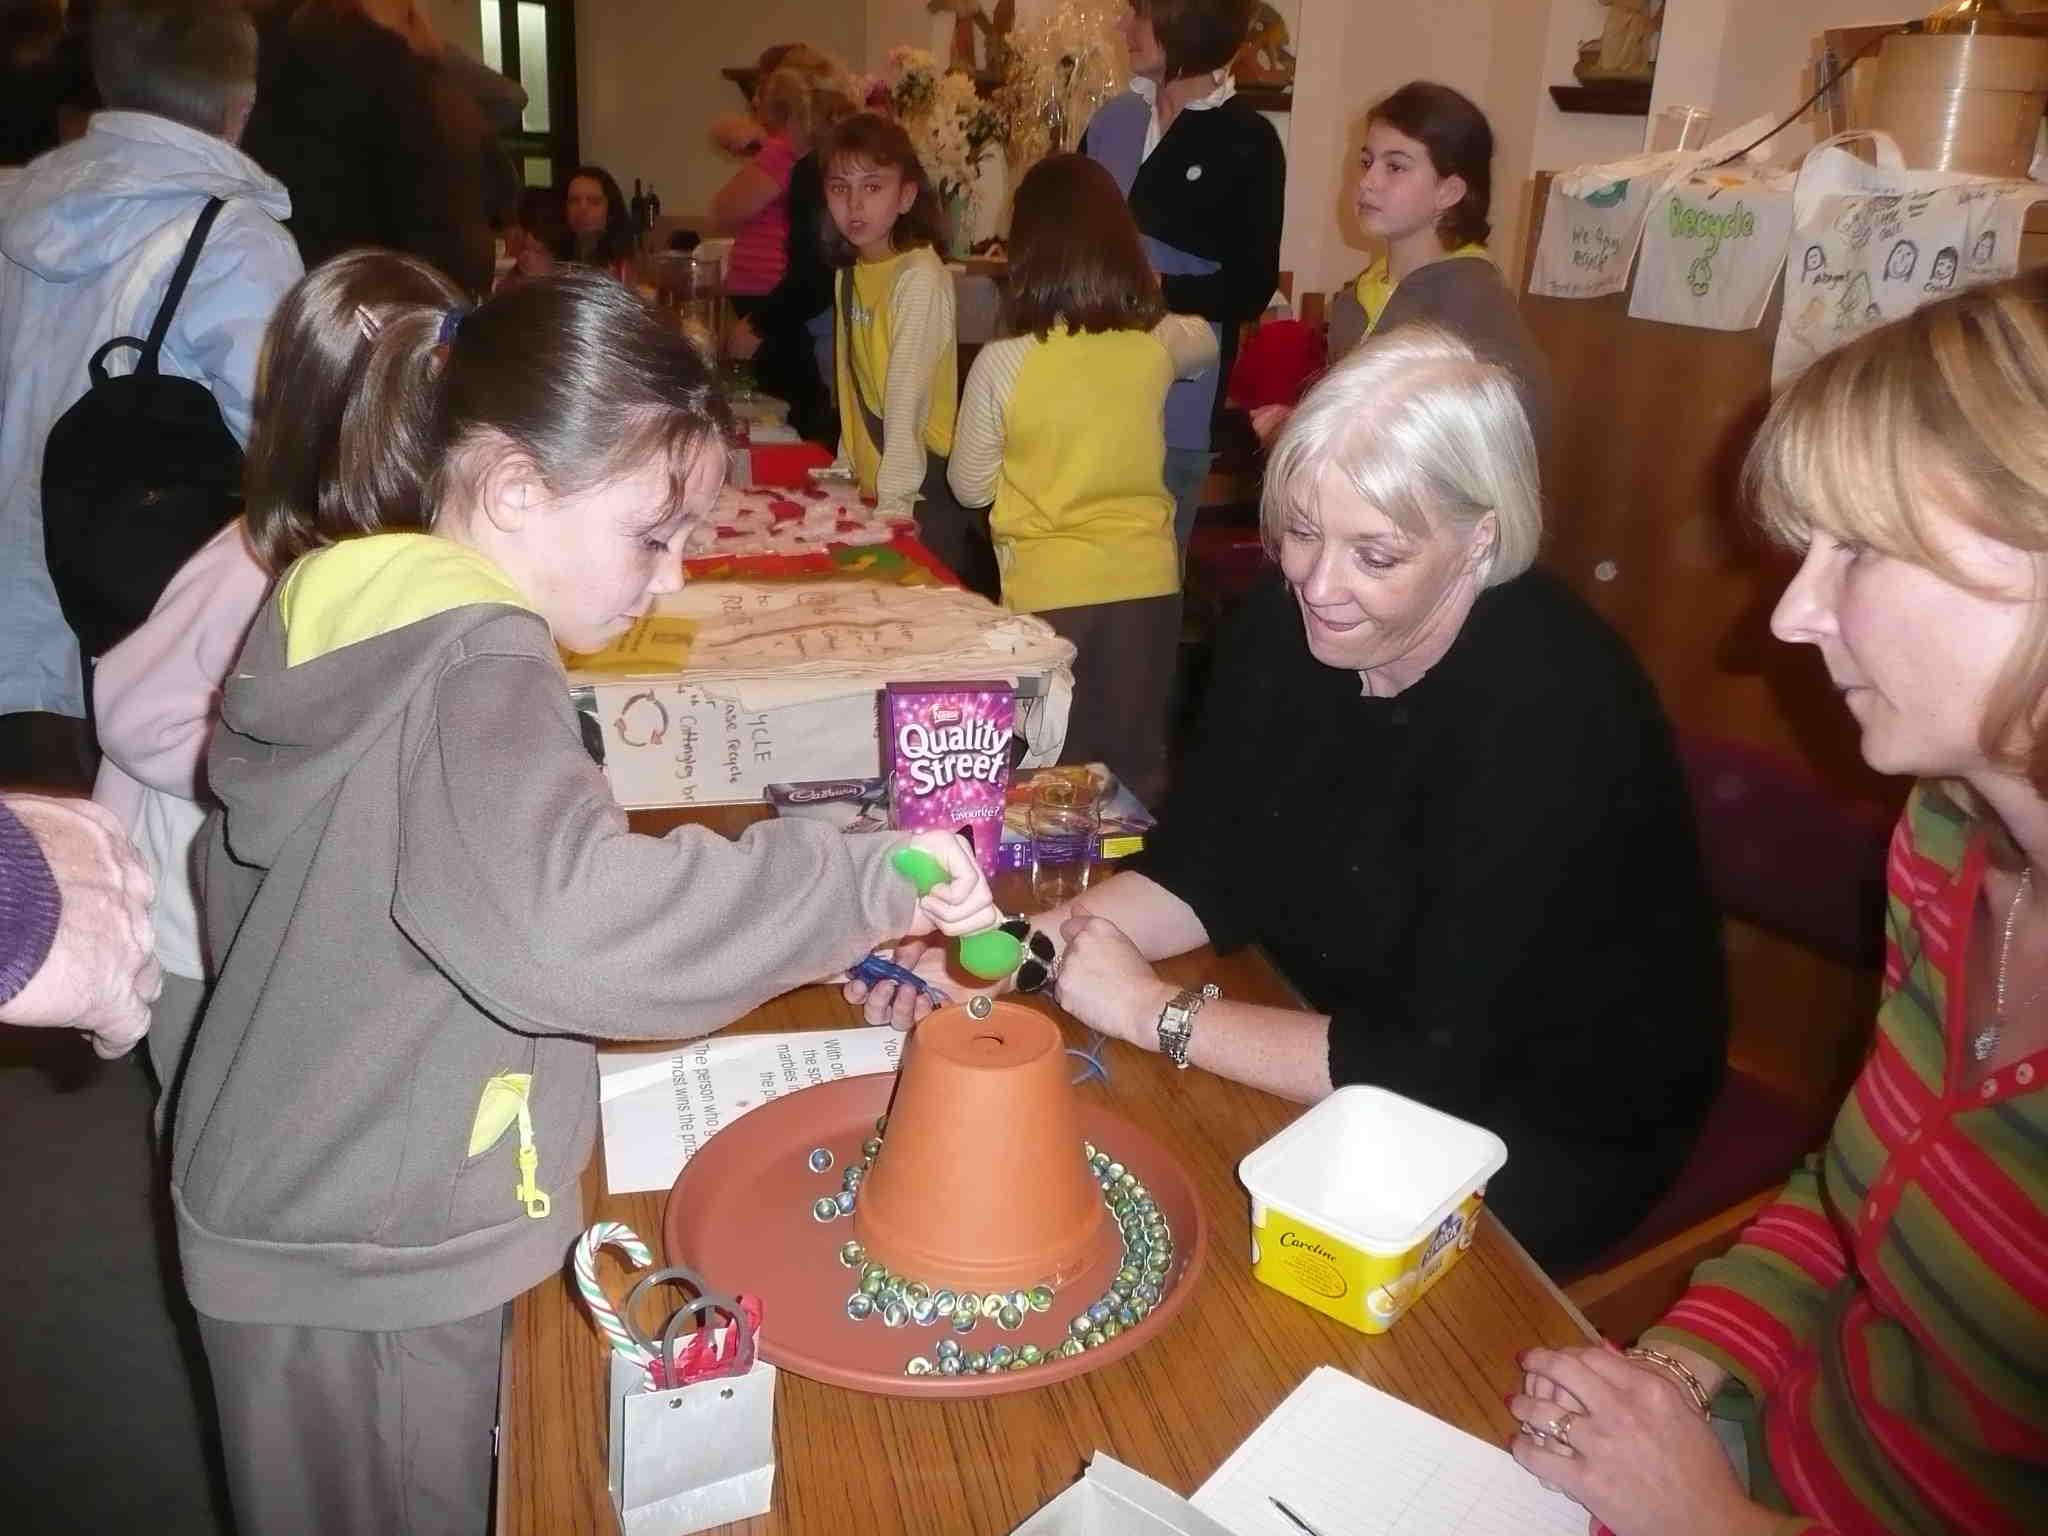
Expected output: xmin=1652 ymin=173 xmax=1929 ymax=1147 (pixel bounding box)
xmin=887 ymin=46 xmax=1008 ymax=204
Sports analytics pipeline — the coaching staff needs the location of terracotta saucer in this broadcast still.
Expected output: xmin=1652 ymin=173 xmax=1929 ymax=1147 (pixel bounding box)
xmin=662 ymin=1073 xmax=1208 ymax=1398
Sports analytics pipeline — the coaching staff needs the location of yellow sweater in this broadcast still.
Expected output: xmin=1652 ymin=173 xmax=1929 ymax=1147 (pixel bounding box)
xmin=953 ymin=325 xmax=1180 ymax=614
xmin=834 ymin=246 xmax=957 ymax=517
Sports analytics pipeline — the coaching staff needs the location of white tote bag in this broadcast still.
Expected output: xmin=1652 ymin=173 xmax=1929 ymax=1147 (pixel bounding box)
xmin=1629 ymin=169 xmax=1798 ymax=331
xmin=1528 ymin=173 xmax=1659 ymax=299
xmin=1771 ymin=130 xmax=2043 ymax=384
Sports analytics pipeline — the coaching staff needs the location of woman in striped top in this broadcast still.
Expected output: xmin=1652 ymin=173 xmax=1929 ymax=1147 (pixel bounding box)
xmin=1510 ymin=274 xmax=2048 ymax=1533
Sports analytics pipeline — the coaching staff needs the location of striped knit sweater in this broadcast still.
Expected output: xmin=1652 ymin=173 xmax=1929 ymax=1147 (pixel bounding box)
xmin=1646 ymin=781 xmax=2048 ymax=1534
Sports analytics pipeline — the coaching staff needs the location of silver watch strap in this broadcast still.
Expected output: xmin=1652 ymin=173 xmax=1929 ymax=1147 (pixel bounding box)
xmin=1157 ymin=983 xmax=1218 ymax=1068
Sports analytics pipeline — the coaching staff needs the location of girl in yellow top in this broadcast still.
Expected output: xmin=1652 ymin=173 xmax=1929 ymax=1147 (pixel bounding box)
xmin=949 ymin=155 xmax=1216 ymax=808
xmin=1254 ymin=82 xmax=1551 ymax=468
xmin=821 ymin=112 xmax=993 ymax=595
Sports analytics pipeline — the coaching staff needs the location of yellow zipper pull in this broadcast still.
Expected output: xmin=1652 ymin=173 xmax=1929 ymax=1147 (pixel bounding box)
xmin=514 ymin=1094 xmax=550 ymax=1220
xmin=470 ymin=1072 xmax=550 ymax=1219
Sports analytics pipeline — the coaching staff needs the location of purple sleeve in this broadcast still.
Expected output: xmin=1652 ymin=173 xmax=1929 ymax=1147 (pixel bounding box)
xmin=0 ymin=801 xmax=62 ymax=1006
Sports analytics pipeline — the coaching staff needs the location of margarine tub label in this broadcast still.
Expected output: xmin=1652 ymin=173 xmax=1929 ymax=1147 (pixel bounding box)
xmin=1250 ymin=1190 xmax=1486 ymax=1334
xmin=1237 ymin=1085 xmax=1507 ymax=1336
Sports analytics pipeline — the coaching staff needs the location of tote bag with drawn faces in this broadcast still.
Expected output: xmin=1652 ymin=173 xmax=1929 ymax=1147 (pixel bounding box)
xmin=1771 ymin=129 xmax=2043 ymax=386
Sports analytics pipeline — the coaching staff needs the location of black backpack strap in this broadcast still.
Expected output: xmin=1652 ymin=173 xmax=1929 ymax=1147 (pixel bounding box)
xmin=85 ymin=197 xmax=229 ymax=388
xmin=137 ymin=196 xmax=227 ymax=376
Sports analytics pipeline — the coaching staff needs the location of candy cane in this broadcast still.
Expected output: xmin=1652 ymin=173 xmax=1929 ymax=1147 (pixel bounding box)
xmin=573 ymin=1221 xmax=654 ymax=1367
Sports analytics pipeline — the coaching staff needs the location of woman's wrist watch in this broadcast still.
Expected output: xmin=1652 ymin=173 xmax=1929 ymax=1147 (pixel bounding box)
xmin=1155 ymin=983 xmax=1218 ymax=1068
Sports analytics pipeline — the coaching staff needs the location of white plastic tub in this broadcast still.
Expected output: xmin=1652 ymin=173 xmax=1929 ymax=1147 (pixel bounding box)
xmin=1238 ymin=1085 xmax=1507 ymax=1333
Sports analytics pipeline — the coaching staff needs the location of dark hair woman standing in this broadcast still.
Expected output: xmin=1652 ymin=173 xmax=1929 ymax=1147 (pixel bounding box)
xmin=1082 ymin=0 xmax=1284 ymax=570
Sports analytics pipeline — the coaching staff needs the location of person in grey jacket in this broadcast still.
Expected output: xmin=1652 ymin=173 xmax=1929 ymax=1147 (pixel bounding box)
xmin=1255 ymin=82 xmax=1552 ymax=476
xmin=173 ymin=270 xmax=996 ymax=1536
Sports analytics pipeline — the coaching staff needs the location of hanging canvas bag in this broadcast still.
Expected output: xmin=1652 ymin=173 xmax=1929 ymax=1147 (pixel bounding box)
xmin=1527 ymin=173 xmax=1659 ymax=300
xmin=1628 ymin=168 xmax=1798 ymax=331
xmin=1771 ymin=130 xmax=2044 ymax=384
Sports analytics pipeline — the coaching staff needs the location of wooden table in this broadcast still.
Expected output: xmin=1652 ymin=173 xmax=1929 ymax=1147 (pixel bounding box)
xmin=496 ymin=807 xmax=1594 ymax=1535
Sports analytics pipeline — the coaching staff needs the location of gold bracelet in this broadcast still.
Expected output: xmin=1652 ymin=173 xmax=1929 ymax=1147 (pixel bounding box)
xmin=1625 ymin=1346 xmax=1712 ymax=1416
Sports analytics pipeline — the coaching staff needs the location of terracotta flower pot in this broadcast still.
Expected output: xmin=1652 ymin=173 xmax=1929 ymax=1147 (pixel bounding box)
xmin=853 ymin=1000 xmax=1112 ymax=1291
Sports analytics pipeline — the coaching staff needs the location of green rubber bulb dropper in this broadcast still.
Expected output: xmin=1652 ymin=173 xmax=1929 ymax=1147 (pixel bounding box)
xmin=889 ymin=846 xmax=1023 ymax=982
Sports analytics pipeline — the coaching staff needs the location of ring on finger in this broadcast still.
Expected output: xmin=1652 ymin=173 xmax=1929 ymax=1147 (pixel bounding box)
xmin=1548 ymin=1410 xmax=1580 ymax=1451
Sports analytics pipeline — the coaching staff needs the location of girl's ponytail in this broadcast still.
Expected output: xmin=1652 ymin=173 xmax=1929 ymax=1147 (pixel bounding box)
xmin=242 ymin=250 xmax=464 ymax=572
xmin=327 ymin=302 xmax=455 ymax=545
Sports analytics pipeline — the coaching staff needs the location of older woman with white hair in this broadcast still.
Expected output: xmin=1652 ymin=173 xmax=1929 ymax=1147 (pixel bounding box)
xmin=854 ymin=328 xmax=1726 ymax=1270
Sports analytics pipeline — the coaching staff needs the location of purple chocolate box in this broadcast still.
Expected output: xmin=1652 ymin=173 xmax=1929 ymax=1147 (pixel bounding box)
xmin=879 ymin=681 xmax=1014 ymax=874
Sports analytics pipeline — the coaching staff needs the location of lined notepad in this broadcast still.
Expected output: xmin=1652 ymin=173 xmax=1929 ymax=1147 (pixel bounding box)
xmin=1190 ymin=1367 xmax=1587 ymax=1536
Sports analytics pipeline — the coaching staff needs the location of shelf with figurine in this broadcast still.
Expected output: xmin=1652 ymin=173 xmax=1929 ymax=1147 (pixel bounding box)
xmin=1232 ymin=1 xmax=1296 ymax=114
xmin=1550 ymin=0 xmax=1662 ymax=117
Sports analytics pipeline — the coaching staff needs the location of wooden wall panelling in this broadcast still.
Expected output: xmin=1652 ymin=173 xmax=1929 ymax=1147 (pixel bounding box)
xmin=1517 ymin=174 xmax=1898 ymax=809
xmin=1515 ymin=175 xmax=1892 ymax=1180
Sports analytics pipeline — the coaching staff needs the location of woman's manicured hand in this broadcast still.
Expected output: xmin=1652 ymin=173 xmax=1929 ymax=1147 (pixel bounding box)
xmin=1509 ymin=1346 xmax=1777 ymax=1536
xmin=1053 ymin=906 xmax=1176 ymax=1046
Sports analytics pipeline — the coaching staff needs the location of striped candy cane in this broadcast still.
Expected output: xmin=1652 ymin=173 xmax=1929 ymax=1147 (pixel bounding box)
xmin=573 ymin=1221 xmax=654 ymax=1367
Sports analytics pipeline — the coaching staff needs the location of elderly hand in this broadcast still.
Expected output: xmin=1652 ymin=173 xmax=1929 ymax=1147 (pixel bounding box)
xmin=0 ymin=795 xmax=160 ymax=1059
xmin=1054 ymin=906 xmax=1176 ymax=1046
xmin=1510 ymin=1346 xmax=1775 ymax=1536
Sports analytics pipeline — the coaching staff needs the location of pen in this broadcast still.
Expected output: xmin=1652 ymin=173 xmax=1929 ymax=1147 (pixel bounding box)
xmin=1269 ymin=1495 xmax=1329 ymax=1536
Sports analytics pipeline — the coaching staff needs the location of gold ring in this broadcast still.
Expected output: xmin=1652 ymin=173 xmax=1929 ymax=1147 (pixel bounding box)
xmin=1549 ymin=1410 xmax=1579 ymax=1449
